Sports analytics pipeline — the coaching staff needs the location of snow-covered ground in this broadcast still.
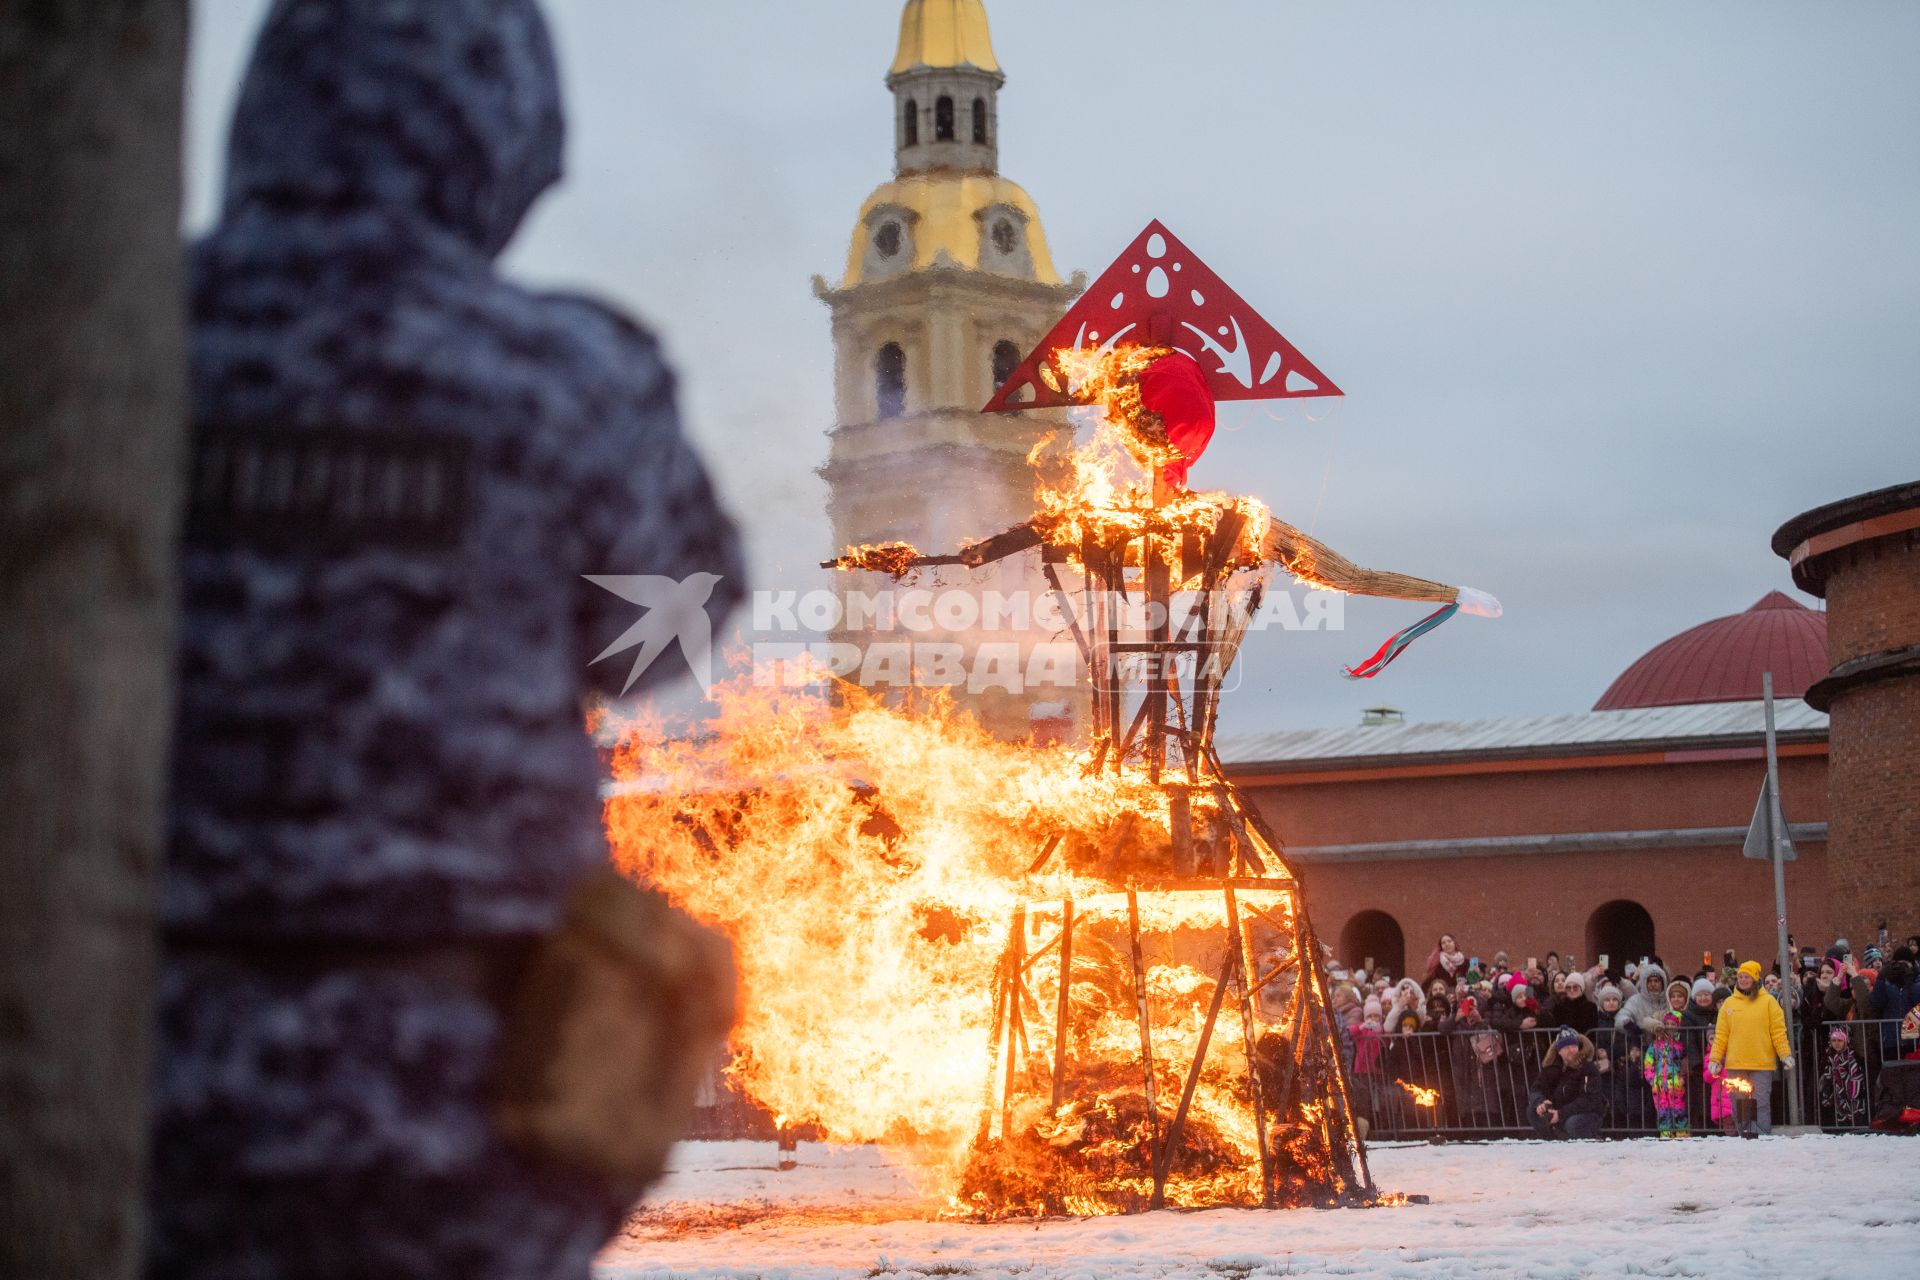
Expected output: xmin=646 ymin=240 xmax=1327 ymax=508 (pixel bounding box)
xmin=601 ymin=1135 xmax=1920 ymax=1280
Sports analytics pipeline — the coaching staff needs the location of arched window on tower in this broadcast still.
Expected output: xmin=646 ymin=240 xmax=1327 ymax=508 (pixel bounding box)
xmin=875 ymin=342 xmax=906 ymax=419
xmin=903 ymin=98 xmax=918 ymax=147
xmin=934 ymin=96 xmax=954 ymax=142
xmin=972 ymin=97 xmax=988 ymax=144
xmin=991 ymin=339 xmax=1020 ymax=392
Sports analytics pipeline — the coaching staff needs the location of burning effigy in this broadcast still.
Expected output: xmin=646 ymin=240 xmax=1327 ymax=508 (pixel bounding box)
xmin=608 ymin=221 xmax=1498 ymax=1217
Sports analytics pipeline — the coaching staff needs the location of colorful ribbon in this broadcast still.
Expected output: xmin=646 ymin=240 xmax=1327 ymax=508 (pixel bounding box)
xmin=1342 ymin=602 xmax=1460 ymax=680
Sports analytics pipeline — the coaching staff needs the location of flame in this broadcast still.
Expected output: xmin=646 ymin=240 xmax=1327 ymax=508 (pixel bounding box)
xmin=827 ymin=541 xmax=922 ymax=578
xmin=1723 ymin=1076 xmax=1754 ymax=1095
xmin=1395 ymin=1079 xmax=1438 ymax=1108
xmin=606 ymin=676 xmax=1177 ymax=1175
xmin=1022 ymin=344 xmax=1270 ymax=585
xmin=603 ymin=673 xmax=1353 ymax=1213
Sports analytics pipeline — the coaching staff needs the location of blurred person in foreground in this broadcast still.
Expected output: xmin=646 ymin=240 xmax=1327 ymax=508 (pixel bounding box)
xmin=1709 ymin=961 xmax=1793 ymax=1137
xmin=151 ymin=1 xmax=743 ymax=1275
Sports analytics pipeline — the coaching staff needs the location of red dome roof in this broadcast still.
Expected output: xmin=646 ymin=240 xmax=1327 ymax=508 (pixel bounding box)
xmin=1593 ymin=592 xmax=1828 ymax=711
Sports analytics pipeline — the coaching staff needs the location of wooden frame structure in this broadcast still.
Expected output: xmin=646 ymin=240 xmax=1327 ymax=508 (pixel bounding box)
xmin=888 ymin=503 xmax=1375 ymax=1211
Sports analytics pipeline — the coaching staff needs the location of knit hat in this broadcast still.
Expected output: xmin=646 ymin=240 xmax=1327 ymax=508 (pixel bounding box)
xmin=1551 ymin=1026 xmax=1581 ymax=1052
xmin=1864 ymin=946 xmax=1885 ymax=967
xmin=1564 ymin=971 xmax=1587 ymax=992
xmin=1363 ymin=996 xmax=1383 ymax=1019
xmin=1691 ymin=977 xmax=1716 ymax=999
xmin=1738 ymin=960 xmax=1764 ymax=981
xmin=1829 ymin=1024 xmax=1851 ymax=1044
xmin=1597 ymin=984 xmax=1622 ymax=1004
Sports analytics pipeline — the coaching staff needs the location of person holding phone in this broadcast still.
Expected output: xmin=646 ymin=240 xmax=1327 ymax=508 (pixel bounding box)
xmin=1424 ymin=933 xmax=1467 ymax=986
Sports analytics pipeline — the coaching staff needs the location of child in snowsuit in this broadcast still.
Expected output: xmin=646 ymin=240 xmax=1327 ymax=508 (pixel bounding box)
xmin=1702 ymin=1057 xmax=1737 ymax=1133
xmin=1642 ymin=1008 xmax=1691 ymax=1136
xmin=1821 ymin=1024 xmax=1867 ymax=1127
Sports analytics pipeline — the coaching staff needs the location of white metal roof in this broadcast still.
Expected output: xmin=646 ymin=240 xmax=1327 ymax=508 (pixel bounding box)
xmin=1218 ymin=699 xmax=1828 ymax=769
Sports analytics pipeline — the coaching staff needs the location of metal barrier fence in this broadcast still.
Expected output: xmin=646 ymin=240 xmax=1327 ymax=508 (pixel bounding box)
xmin=1350 ymin=1019 xmax=1908 ymax=1140
xmin=683 ymin=1019 xmax=1912 ymax=1144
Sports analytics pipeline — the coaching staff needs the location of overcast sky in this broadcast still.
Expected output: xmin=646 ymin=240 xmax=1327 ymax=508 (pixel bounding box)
xmin=184 ymin=1 xmax=1919 ymax=733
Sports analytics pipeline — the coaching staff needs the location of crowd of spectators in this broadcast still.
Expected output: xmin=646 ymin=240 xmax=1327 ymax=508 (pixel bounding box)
xmin=1325 ymin=930 xmax=1920 ymax=1139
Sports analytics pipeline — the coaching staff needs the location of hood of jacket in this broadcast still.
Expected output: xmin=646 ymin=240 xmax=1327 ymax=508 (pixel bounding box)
xmin=1541 ymin=1031 xmax=1596 ymax=1070
xmin=219 ymin=0 xmax=564 ymax=260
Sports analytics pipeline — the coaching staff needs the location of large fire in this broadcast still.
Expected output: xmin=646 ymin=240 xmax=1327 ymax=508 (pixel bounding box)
xmin=603 ymin=677 xmax=1360 ymax=1213
xmin=608 ymin=342 xmax=1372 ymax=1217
xmin=604 ymin=678 xmax=1172 ymax=1174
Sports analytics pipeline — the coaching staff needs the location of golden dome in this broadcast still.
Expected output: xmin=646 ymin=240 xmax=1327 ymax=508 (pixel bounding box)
xmin=890 ymin=0 xmax=999 ymax=76
xmin=842 ymin=173 xmax=1061 ymax=287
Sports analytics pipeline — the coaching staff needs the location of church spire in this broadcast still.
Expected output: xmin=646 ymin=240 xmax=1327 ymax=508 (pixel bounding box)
xmin=890 ymin=0 xmax=999 ymax=76
xmin=888 ymin=0 xmax=1004 ymax=176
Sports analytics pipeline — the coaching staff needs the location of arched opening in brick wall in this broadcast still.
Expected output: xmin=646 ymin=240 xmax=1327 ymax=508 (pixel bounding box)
xmin=1586 ymin=899 xmax=1657 ymax=974
xmin=1340 ymin=909 xmax=1405 ymax=981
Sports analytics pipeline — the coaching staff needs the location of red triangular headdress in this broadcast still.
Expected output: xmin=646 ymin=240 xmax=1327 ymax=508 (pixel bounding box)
xmin=983 ymin=219 xmax=1342 ymax=413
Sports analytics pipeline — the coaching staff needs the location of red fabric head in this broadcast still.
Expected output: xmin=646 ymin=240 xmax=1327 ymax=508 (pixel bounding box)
xmin=1137 ymin=351 xmax=1215 ymax=489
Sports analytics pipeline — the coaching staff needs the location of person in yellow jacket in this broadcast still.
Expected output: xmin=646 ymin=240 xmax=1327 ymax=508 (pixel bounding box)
xmin=1710 ymin=960 xmax=1795 ymax=1136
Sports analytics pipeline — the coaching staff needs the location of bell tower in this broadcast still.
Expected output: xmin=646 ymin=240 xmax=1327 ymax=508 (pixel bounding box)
xmin=814 ymin=0 xmax=1085 ymax=740
xmin=889 ymin=0 xmax=1001 ymax=177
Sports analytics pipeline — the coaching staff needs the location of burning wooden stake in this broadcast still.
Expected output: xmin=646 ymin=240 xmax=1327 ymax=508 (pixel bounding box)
xmin=1125 ymin=889 xmax=1159 ymax=1157
xmin=1049 ymin=899 xmax=1075 ymax=1110
xmin=1150 ymin=946 xmax=1236 ymax=1210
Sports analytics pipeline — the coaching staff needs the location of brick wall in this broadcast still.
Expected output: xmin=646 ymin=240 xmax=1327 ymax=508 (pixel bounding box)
xmin=1243 ymin=751 xmax=1833 ymax=981
xmin=1822 ymin=535 xmax=1920 ymax=663
xmin=1820 ymin=526 xmax=1920 ymax=947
